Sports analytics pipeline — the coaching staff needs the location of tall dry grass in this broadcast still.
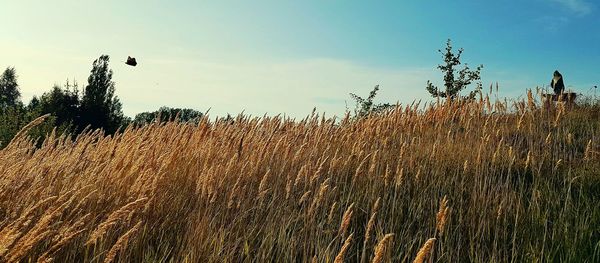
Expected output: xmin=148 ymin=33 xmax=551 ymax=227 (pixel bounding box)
xmin=0 ymin=90 xmax=599 ymax=262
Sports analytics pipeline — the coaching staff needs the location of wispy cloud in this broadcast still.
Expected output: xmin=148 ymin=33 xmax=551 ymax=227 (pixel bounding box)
xmin=548 ymin=0 xmax=593 ymax=16
xmin=534 ymin=16 xmax=570 ymax=33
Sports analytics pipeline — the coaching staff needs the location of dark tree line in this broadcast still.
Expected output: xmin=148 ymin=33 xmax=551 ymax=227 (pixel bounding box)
xmin=133 ymin=107 xmax=203 ymax=125
xmin=3 ymin=39 xmax=480 ymax=147
xmin=0 ymin=55 xmax=202 ymax=148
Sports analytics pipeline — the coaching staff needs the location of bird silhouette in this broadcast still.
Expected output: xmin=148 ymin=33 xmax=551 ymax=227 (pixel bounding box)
xmin=125 ymin=56 xmax=137 ymax=66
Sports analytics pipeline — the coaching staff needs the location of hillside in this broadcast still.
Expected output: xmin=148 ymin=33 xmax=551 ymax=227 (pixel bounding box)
xmin=1 ymin=94 xmax=599 ymax=262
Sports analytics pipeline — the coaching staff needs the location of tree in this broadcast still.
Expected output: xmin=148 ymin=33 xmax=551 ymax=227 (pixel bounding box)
xmin=349 ymin=85 xmax=394 ymax=118
xmin=426 ymin=39 xmax=483 ymax=100
xmin=1 ymin=98 xmax=57 ymax=149
xmin=133 ymin=106 xmax=203 ymax=125
xmin=32 ymin=81 xmax=80 ymax=129
xmin=0 ymin=67 xmax=22 ymax=108
xmin=79 ymin=55 xmax=125 ymax=134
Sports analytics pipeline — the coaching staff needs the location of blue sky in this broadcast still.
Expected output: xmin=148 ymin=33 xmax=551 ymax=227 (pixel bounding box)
xmin=1 ymin=1 xmax=598 ymax=118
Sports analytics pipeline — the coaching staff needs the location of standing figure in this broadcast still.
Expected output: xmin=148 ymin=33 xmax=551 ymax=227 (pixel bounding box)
xmin=551 ymin=70 xmax=565 ymax=95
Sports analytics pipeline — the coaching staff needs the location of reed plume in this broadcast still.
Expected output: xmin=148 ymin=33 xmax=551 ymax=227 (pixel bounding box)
xmin=371 ymin=233 xmax=394 ymax=263
xmin=413 ymin=238 xmax=436 ymax=263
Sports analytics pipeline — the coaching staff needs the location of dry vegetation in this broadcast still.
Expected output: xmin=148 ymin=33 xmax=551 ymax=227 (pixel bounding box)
xmin=1 ymin=90 xmax=599 ymax=262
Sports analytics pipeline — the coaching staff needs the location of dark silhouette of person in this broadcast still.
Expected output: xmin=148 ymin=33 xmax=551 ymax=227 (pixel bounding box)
xmin=551 ymin=70 xmax=565 ymax=95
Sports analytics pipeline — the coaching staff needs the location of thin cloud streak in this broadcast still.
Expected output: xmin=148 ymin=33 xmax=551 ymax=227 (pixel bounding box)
xmin=534 ymin=16 xmax=570 ymax=33
xmin=548 ymin=0 xmax=593 ymax=16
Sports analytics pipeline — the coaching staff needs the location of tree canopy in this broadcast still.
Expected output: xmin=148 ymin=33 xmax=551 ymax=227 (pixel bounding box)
xmin=134 ymin=107 xmax=203 ymax=125
xmin=79 ymin=55 xmax=125 ymax=134
xmin=30 ymin=81 xmax=80 ymax=129
xmin=0 ymin=67 xmax=21 ymax=109
xmin=426 ymin=39 xmax=483 ymax=100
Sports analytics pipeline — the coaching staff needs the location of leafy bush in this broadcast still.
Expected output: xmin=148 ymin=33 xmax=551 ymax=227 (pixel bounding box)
xmin=426 ymin=39 xmax=483 ymax=100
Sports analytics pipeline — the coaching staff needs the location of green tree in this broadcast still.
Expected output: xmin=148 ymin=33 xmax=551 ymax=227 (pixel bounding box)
xmin=426 ymin=39 xmax=483 ymax=100
xmin=79 ymin=55 xmax=125 ymax=134
xmin=0 ymin=67 xmax=22 ymax=108
xmin=0 ymin=106 xmax=25 ymax=148
xmin=1 ymin=101 xmax=57 ymax=149
xmin=349 ymin=85 xmax=394 ymax=118
xmin=31 ymin=81 xmax=80 ymax=130
xmin=133 ymin=106 xmax=203 ymax=125
xmin=0 ymin=67 xmax=61 ymax=149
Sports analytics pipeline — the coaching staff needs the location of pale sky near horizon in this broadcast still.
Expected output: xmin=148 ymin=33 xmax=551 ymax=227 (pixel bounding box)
xmin=1 ymin=1 xmax=599 ymax=118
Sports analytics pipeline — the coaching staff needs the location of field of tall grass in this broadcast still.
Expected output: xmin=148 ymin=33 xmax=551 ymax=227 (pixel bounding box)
xmin=1 ymin=91 xmax=599 ymax=262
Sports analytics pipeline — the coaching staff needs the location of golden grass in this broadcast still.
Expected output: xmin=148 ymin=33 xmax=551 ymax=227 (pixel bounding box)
xmin=435 ymin=195 xmax=450 ymax=236
xmin=335 ymin=233 xmax=353 ymax=263
xmin=371 ymin=233 xmax=394 ymax=263
xmin=413 ymin=238 xmax=436 ymax=263
xmin=0 ymin=91 xmax=598 ymax=262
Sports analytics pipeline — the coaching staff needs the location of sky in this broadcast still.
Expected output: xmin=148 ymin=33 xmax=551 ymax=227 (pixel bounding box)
xmin=1 ymin=0 xmax=599 ymax=118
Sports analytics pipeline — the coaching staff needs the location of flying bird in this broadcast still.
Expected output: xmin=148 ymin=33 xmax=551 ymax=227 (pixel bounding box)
xmin=125 ymin=56 xmax=138 ymax=66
